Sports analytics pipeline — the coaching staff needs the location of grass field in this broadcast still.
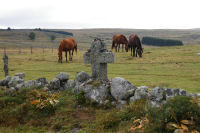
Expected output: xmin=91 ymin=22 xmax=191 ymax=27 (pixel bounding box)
xmin=0 ymin=44 xmax=200 ymax=93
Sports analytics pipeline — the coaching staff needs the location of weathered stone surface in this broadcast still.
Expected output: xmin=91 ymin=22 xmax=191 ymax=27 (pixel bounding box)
xmin=130 ymin=86 xmax=149 ymax=102
xmin=75 ymin=71 xmax=90 ymax=83
xmin=74 ymin=83 xmax=109 ymax=104
xmin=9 ymin=87 xmax=16 ymax=93
xmin=111 ymin=77 xmax=137 ymax=100
xmin=179 ymin=89 xmax=187 ymax=96
xmin=14 ymin=73 xmax=25 ymax=79
xmin=64 ymin=80 xmax=76 ymax=90
xmin=56 ymin=72 xmax=69 ymax=82
xmin=36 ymin=78 xmax=48 ymax=87
xmin=1 ymin=76 xmax=12 ymax=86
xmin=149 ymin=87 xmax=165 ymax=102
xmin=49 ymin=78 xmax=60 ymax=90
xmin=24 ymin=80 xmax=35 ymax=88
xmin=8 ymin=76 xmax=24 ymax=88
xmin=15 ymin=83 xmax=24 ymax=90
xmin=83 ymin=39 xmax=114 ymax=81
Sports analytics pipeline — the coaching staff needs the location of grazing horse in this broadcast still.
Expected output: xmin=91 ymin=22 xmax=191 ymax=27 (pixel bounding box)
xmin=58 ymin=38 xmax=77 ymax=63
xmin=112 ymin=34 xmax=128 ymax=52
xmin=128 ymin=34 xmax=143 ymax=57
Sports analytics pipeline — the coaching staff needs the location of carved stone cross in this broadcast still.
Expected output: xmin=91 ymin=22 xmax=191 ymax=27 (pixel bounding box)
xmin=84 ymin=38 xmax=114 ymax=81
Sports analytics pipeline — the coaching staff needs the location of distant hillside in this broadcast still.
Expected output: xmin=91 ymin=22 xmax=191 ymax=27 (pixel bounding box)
xmin=0 ymin=28 xmax=200 ymax=48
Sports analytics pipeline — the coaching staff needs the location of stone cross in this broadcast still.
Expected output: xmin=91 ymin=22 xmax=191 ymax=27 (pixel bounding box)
xmin=84 ymin=38 xmax=114 ymax=81
xmin=3 ymin=53 xmax=9 ymax=77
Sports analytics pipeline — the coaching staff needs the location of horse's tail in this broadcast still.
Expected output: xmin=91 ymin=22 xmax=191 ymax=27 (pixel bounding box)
xmin=74 ymin=43 xmax=77 ymax=54
xmin=111 ymin=41 xmax=115 ymax=50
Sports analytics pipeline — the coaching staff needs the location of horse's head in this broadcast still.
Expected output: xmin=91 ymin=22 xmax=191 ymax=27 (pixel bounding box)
xmin=58 ymin=44 xmax=63 ymax=63
xmin=58 ymin=53 xmax=62 ymax=63
xmin=137 ymin=48 xmax=143 ymax=58
xmin=125 ymin=44 xmax=129 ymax=52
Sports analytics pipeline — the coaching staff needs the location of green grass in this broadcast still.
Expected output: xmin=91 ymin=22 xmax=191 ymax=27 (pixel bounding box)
xmin=0 ymin=45 xmax=200 ymax=93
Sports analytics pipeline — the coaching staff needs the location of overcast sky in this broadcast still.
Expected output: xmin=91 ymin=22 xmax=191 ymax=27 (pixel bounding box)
xmin=0 ymin=0 xmax=200 ymax=29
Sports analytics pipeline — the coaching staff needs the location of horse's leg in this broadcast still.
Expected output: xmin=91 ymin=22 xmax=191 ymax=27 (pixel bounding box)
xmin=115 ymin=44 xmax=117 ymax=52
xmin=122 ymin=44 xmax=124 ymax=52
xmin=136 ymin=48 xmax=138 ymax=57
xmin=65 ymin=51 xmax=67 ymax=62
xmin=133 ymin=47 xmax=136 ymax=57
xmin=131 ymin=46 xmax=133 ymax=56
xmin=69 ymin=50 xmax=72 ymax=61
xmin=118 ymin=44 xmax=120 ymax=52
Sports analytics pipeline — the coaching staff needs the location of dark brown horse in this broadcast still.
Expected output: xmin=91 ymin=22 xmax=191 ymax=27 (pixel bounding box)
xmin=58 ymin=38 xmax=77 ymax=63
xmin=112 ymin=34 xmax=128 ymax=52
xmin=128 ymin=34 xmax=143 ymax=57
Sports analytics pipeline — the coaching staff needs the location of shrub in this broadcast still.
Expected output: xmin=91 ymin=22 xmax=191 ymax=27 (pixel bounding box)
xmin=28 ymin=32 xmax=36 ymax=41
xmin=146 ymin=96 xmax=200 ymax=133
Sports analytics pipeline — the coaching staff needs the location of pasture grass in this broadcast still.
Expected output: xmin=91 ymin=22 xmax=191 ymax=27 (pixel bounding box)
xmin=0 ymin=45 xmax=200 ymax=93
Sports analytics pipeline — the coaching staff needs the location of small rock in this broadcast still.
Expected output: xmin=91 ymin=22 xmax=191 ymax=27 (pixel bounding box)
xmin=43 ymin=87 xmax=49 ymax=91
xmin=8 ymin=76 xmax=24 ymax=88
xmin=64 ymin=80 xmax=76 ymax=90
xmin=179 ymin=89 xmax=187 ymax=96
xmin=1 ymin=76 xmax=12 ymax=86
xmin=49 ymin=78 xmax=60 ymax=90
xmin=14 ymin=73 xmax=25 ymax=79
xmin=9 ymin=87 xmax=16 ymax=93
xmin=15 ymin=83 xmax=24 ymax=90
xmin=149 ymin=87 xmax=165 ymax=102
xmin=24 ymin=80 xmax=35 ymax=88
xmin=130 ymin=86 xmax=149 ymax=102
xmin=75 ymin=71 xmax=90 ymax=83
xmin=111 ymin=77 xmax=137 ymax=100
xmin=36 ymin=78 xmax=48 ymax=87
xmin=56 ymin=72 xmax=69 ymax=82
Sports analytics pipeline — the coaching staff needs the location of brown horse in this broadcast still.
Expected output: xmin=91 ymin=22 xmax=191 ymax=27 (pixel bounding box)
xmin=58 ymin=38 xmax=77 ymax=63
xmin=112 ymin=34 xmax=128 ymax=52
xmin=128 ymin=34 xmax=143 ymax=57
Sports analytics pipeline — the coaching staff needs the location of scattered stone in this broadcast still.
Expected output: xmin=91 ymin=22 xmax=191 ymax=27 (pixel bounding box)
xmin=36 ymin=78 xmax=48 ymax=87
xmin=15 ymin=83 xmax=24 ymax=90
xmin=74 ymin=71 xmax=90 ymax=83
xmin=24 ymin=80 xmax=35 ymax=88
xmin=49 ymin=78 xmax=60 ymax=90
xmin=64 ymin=80 xmax=76 ymax=90
xmin=56 ymin=72 xmax=69 ymax=82
xmin=149 ymin=87 xmax=165 ymax=102
xmin=9 ymin=87 xmax=16 ymax=93
xmin=111 ymin=77 xmax=137 ymax=100
xmin=14 ymin=72 xmax=25 ymax=79
xmin=179 ymin=89 xmax=187 ymax=96
xmin=130 ymin=86 xmax=149 ymax=102
xmin=8 ymin=76 xmax=24 ymax=88
xmin=43 ymin=86 xmax=49 ymax=91
xmin=1 ymin=76 xmax=12 ymax=86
